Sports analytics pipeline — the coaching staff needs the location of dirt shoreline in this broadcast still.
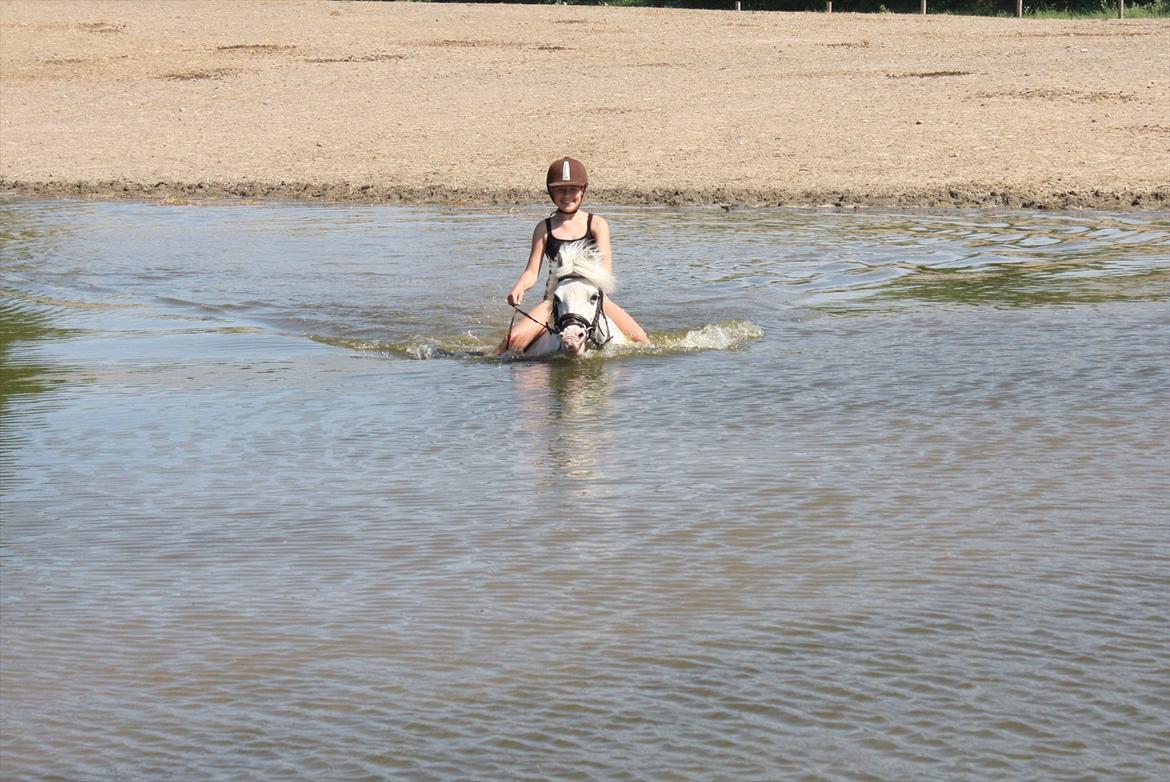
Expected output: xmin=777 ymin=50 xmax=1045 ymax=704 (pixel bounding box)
xmin=2 ymin=1 xmax=1168 ymax=210
xmin=2 ymin=178 xmax=1163 ymax=211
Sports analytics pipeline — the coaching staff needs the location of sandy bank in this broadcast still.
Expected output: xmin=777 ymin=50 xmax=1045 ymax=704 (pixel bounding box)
xmin=1 ymin=1 xmax=1168 ymax=209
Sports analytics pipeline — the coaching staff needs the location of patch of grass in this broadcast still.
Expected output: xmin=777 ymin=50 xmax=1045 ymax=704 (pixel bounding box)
xmin=1028 ymin=0 xmax=1169 ymax=16
xmin=428 ymin=0 xmax=1169 ymax=16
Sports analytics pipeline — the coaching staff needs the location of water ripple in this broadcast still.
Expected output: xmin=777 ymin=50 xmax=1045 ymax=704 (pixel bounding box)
xmin=1 ymin=201 xmax=1167 ymax=781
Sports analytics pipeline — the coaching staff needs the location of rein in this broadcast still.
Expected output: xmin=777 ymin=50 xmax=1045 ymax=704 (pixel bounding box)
xmin=506 ymin=302 xmax=553 ymax=353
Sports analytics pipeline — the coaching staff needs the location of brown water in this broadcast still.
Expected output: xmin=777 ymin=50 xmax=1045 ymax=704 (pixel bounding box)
xmin=2 ymin=200 xmax=1168 ymax=781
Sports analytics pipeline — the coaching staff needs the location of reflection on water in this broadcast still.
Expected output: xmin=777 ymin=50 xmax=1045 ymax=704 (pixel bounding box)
xmin=514 ymin=360 xmax=616 ymax=480
xmin=0 ymin=299 xmax=61 ymax=397
xmin=878 ymin=264 xmax=1170 ymax=308
xmin=0 ymin=297 xmax=73 ymax=496
xmin=1 ymin=200 xmax=1168 ymax=781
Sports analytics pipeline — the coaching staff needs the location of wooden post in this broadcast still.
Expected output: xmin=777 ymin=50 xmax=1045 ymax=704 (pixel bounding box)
xmin=1016 ymin=0 xmax=1023 ymax=16
xmin=921 ymin=0 xmax=927 ymax=13
xmin=826 ymin=1 xmax=832 ymax=12
xmin=1119 ymin=0 xmax=1125 ymax=17
xmin=735 ymin=1 xmax=741 ymax=10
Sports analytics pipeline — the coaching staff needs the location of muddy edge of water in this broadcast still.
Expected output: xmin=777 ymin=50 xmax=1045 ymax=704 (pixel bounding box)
xmin=3 ymin=180 xmax=1168 ymax=211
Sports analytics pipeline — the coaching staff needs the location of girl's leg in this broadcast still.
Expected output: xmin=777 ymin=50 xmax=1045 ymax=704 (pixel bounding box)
xmin=496 ymin=299 xmax=554 ymax=354
xmin=604 ymin=299 xmax=650 ymax=343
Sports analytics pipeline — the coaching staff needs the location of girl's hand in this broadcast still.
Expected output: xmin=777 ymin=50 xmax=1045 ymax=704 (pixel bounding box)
xmin=507 ymin=286 xmax=525 ymax=307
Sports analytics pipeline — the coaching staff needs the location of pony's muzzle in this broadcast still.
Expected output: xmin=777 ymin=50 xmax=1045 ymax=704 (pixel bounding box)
xmin=560 ymin=324 xmax=587 ymax=356
xmin=555 ymin=311 xmax=593 ymax=357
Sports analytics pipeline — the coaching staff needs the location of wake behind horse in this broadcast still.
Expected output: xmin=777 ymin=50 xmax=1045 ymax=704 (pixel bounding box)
xmin=516 ymin=243 xmax=629 ymax=359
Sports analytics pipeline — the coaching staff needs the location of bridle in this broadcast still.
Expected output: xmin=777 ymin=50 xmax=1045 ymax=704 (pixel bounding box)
xmin=507 ymin=274 xmax=613 ymax=354
xmin=552 ymin=274 xmax=614 ymax=350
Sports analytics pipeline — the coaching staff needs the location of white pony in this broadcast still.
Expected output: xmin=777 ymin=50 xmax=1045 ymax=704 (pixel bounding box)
xmin=520 ymin=242 xmax=629 ymax=359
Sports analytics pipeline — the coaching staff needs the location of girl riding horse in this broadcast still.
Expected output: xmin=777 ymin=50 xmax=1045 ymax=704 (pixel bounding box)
xmin=496 ymin=157 xmax=650 ymax=354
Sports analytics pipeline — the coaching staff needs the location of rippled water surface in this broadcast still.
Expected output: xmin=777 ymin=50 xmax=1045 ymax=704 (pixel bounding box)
xmin=2 ymin=200 xmax=1168 ymax=781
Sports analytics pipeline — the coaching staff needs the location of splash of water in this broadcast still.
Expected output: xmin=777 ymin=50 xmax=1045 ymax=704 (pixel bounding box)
xmin=666 ymin=320 xmax=766 ymax=352
xmin=312 ymin=321 xmax=765 ymax=360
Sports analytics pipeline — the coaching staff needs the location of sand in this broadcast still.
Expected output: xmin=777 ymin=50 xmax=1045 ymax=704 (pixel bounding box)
xmin=1 ymin=0 xmax=1168 ymax=209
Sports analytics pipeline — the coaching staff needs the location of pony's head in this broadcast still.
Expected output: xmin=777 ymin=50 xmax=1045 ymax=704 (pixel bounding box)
xmin=545 ymin=243 xmax=616 ymax=357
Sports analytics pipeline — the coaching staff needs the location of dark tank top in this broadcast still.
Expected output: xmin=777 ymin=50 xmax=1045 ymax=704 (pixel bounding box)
xmin=544 ymin=213 xmax=594 ymax=263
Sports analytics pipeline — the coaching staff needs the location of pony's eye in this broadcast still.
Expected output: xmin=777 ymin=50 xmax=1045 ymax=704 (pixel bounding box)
xmin=589 ymin=294 xmax=599 ymax=303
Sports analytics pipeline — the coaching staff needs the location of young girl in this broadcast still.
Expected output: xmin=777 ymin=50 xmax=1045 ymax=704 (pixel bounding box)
xmin=496 ymin=157 xmax=650 ymax=354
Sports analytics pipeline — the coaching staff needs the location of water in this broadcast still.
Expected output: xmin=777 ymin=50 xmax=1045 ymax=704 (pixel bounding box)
xmin=2 ymin=200 xmax=1168 ymax=781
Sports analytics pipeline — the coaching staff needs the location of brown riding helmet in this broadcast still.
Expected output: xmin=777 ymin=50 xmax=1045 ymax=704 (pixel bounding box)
xmin=546 ymin=157 xmax=588 ymax=190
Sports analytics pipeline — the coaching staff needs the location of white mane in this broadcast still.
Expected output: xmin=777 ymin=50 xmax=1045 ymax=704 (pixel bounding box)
xmin=544 ymin=242 xmax=616 ymax=299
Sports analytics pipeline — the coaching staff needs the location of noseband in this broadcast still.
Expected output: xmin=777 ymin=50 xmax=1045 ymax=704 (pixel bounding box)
xmin=552 ymin=275 xmax=613 ymax=350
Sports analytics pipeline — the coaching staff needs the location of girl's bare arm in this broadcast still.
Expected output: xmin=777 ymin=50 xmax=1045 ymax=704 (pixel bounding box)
xmin=508 ymin=223 xmax=547 ymax=306
xmin=591 ymin=214 xmax=614 ymax=272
